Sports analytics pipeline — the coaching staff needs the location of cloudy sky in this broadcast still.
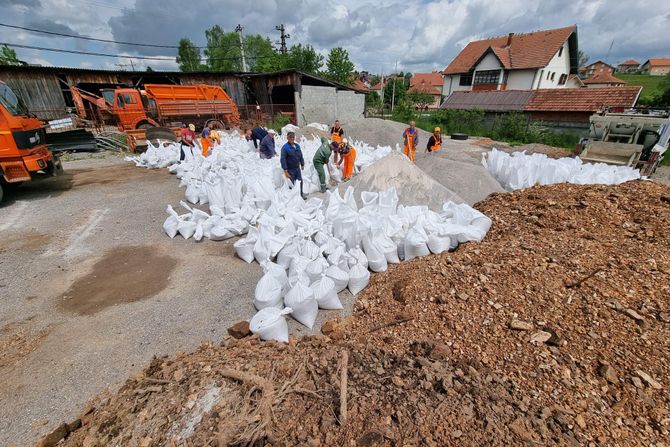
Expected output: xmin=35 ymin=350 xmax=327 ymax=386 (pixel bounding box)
xmin=2 ymin=0 xmax=669 ymax=73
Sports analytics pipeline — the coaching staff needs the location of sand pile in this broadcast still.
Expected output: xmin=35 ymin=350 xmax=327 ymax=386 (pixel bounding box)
xmin=415 ymin=151 xmax=505 ymax=205
xmin=341 ymin=151 xmax=463 ymax=209
xmin=344 ymin=118 xmax=432 ymax=149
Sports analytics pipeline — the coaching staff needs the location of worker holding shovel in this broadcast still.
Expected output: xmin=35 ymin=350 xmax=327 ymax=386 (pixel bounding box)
xmin=313 ymin=137 xmax=334 ymax=193
xmin=337 ymin=138 xmax=357 ymax=181
xmin=425 ymin=127 xmax=442 ymax=153
xmin=403 ymin=121 xmax=419 ymax=162
xmin=280 ymin=131 xmax=306 ymax=199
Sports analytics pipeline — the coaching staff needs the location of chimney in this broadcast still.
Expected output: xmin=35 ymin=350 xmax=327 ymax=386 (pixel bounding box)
xmin=506 ymin=33 xmax=514 ymax=47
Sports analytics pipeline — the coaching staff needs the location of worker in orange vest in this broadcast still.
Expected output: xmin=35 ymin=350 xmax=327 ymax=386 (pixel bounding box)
xmin=330 ymin=120 xmax=344 ymax=165
xmin=403 ymin=121 xmax=419 ymax=161
xmin=200 ymin=123 xmax=212 ymax=156
xmin=425 ymin=127 xmax=442 ymax=152
xmin=337 ymin=138 xmax=357 ymax=181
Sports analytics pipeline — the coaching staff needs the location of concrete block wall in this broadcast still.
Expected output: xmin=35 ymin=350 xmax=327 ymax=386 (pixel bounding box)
xmin=295 ymin=85 xmax=365 ymax=126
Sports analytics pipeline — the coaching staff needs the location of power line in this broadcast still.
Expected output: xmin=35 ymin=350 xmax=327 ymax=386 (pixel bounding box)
xmin=0 ymin=22 xmax=205 ymax=49
xmin=275 ymin=24 xmax=290 ymax=55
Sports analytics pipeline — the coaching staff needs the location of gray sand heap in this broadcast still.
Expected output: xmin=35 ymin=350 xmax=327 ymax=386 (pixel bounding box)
xmin=415 ymin=150 xmax=504 ymax=205
xmin=344 ymin=118 xmax=432 ymax=148
xmin=341 ymin=151 xmax=463 ymax=210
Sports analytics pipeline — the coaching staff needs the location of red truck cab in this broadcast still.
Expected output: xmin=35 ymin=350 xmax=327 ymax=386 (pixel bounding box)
xmin=0 ymin=81 xmax=60 ymax=202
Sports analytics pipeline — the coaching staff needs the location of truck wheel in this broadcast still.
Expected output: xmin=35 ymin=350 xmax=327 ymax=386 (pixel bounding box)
xmin=0 ymin=182 xmax=3 ymax=204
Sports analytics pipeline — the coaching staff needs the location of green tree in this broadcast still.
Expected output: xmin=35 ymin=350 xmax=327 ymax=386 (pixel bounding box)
xmin=0 ymin=44 xmax=22 ymax=66
xmin=146 ymin=66 xmax=154 ymax=72
xmin=324 ymin=47 xmax=355 ymax=85
xmin=281 ymin=44 xmax=323 ymax=74
xmin=204 ymin=25 xmax=243 ymax=71
xmin=408 ymin=91 xmax=435 ymax=110
xmin=176 ymin=38 xmax=204 ymax=72
xmin=383 ymin=78 xmax=407 ymax=107
xmin=244 ymin=35 xmax=281 ymax=72
xmin=649 ymin=72 xmax=670 ymax=108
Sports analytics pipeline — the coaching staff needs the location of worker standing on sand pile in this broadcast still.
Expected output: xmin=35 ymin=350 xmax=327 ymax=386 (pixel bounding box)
xmin=245 ymin=127 xmax=269 ymax=150
xmin=403 ymin=121 xmax=419 ymax=161
xmin=330 ymin=120 xmax=345 ymax=165
xmin=426 ymin=127 xmax=442 ymax=153
xmin=200 ymin=123 xmax=213 ymax=157
xmin=280 ymin=131 xmax=306 ymax=198
xmin=313 ymin=137 xmax=334 ymax=193
xmin=337 ymin=138 xmax=357 ymax=181
xmin=179 ymin=123 xmax=196 ymax=161
xmin=259 ymin=129 xmax=277 ymax=159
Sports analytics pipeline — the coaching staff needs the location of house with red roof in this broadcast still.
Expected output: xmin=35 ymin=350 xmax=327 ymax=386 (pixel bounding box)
xmin=640 ymin=58 xmax=670 ymax=76
xmin=407 ymin=72 xmax=444 ymax=109
xmin=582 ymin=61 xmax=615 ymax=78
xmin=582 ymin=71 xmax=626 ymax=88
xmin=617 ymin=59 xmax=640 ymax=74
xmin=442 ymin=25 xmax=579 ymax=96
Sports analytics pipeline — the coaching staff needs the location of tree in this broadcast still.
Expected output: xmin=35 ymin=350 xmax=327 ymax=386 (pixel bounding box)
xmin=647 ymin=72 xmax=670 ymax=108
xmin=204 ymin=25 xmax=241 ymax=71
xmin=282 ymin=44 xmax=323 ymax=74
xmin=408 ymin=91 xmax=434 ymax=110
xmin=383 ymin=78 xmax=408 ymax=107
xmin=146 ymin=66 xmax=154 ymax=72
xmin=176 ymin=38 xmax=203 ymax=72
xmin=244 ymin=35 xmax=280 ymax=72
xmin=324 ymin=47 xmax=355 ymax=85
xmin=0 ymin=44 xmax=21 ymax=66
xmin=578 ymin=50 xmax=589 ymax=67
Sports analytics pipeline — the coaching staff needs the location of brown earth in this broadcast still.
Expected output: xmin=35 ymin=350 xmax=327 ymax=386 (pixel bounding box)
xmin=59 ymin=245 xmax=178 ymax=316
xmin=47 ymin=180 xmax=670 ymax=446
xmin=0 ymin=323 xmax=53 ymax=371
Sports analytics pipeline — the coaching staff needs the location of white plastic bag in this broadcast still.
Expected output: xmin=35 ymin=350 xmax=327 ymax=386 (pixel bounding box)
xmin=403 ymin=226 xmax=430 ymax=261
xmin=249 ymin=307 xmax=293 ymax=343
xmin=427 ymin=233 xmax=451 ymax=254
xmin=325 ymin=265 xmax=349 ymax=293
xmin=347 ymin=261 xmax=370 ymax=296
xmin=363 ymin=235 xmax=388 ymax=272
xmin=312 ymin=274 xmax=343 ymax=310
xmin=277 ymin=243 xmax=299 ymax=269
xmin=163 ymin=205 xmax=179 ymax=238
xmin=254 ymin=273 xmax=283 ymax=310
xmin=284 ymin=282 xmax=318 ymax=329
xmin=177 ymin=220 xmax=197 ymax=239
xmin=234 ymin=237 xmax=255 ymax=263
xmin=348 ymin=245 xmax=368 ymax=269
xmin=262 ymin=260 xmax=289 ymax=294
xmin=305 ymin=257 xmax=328 ymax=283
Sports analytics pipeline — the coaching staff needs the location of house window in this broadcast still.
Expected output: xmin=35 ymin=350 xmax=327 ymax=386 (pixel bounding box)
xmin=558 ymin=46 xmax=564 ymax=58
xmin=551 ymin=72 xmax=555 ymax=81
xmin=473 ymin=70 xmax=500 ymax=85
xmin=558 ymin=74 xmax=567 ymax=85
xmin=547 ymin=71 xmax=551 ymax=80
xmin=459 ymin=72 xmax=473 ymax=86
xmin=502 ymin=70 xmax=509 ymax=85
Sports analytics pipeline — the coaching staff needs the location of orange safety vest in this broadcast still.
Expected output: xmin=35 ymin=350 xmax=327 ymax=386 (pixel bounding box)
xmin=331 ymin=127 xmax=343 ymax=143
xmin=430 ymin=135 xmax=442 ymax=152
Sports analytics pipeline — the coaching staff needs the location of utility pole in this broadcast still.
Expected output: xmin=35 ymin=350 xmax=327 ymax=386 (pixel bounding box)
xmin=380 ymin=65 xmax=385 ymax=118
xmin=235 ymin=24 xmax=248 ymax=71
xmin=275 ymin=24 xmax=290 ymax=54
xmin=391 ymin=59 xmax=398 ymax=112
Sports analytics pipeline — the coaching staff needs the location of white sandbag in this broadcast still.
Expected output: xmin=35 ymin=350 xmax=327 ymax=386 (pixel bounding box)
xmin=254 ymin=273 xmax=283 ymax=310
xmin=249 ymin=307 xmax=293 ymax=343
xmin=234 ymin=237 xmax=255 ymax=263
xmin=347 ymin=261 xmax=370 ymax=296
xmin=305 ymin=257 xmax=328 ymax=283
xmin=375 ymin=233 xmax=400 ymax=264
xmin=427 ymin=233 xmax=451 ymax=254
xmin=283 ymin=282 xmax=318 ymax=329
xmin=348 ymin=245 xmax=368 ymax=269
xmin=209 ymin=225 xmax=234 ymax=241
xmin=163 ymin=205 xmax=179 ymax=238
xmin=312 ymin=274 xmax=343 ymax=310
xmin=404 ymin=226 xmax=430 ymax=261
xmin=325 ymin=265 xmax=349 ymax=293
xmin=288 ymin=256 xmax=311 ymax=286
xmin=194 ymin=222 xmax=204 ymax=241
xmin=185 ymin=183 xmax=200 ymax=204
xmin=277 ymin=243 xmax=299 ymax=269
xmin=177 ymin=220 xmax=197 ymax=239
xmin=300 ymin=239 xmax=321 ymax=260
xmin=363 ymin=235 xmax=388 ymax=272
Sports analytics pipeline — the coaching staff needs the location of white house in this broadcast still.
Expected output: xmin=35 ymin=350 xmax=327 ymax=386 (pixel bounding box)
xmin=442 ymin=26 xmax=579 ymax=96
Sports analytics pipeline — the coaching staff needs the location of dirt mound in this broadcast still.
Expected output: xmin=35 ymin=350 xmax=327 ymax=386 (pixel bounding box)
xmin=344 ymin=118 xmax=432 ymax=149
xmin=47 ymin=180 xmax=670 ymax=447
xmin=415 ymin=151 xmax=504 ymax=205
xmin=341 ymin=151 xmax=464 ymax=209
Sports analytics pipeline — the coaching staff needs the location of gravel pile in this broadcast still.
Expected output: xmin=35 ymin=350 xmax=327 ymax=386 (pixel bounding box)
xmin=44 ymin=180 xmax=670 ymax=447
xmin=340 ymin=151 xmax=464 ymax=209
xmin=343 ymin=118 xmax=432 ymax=149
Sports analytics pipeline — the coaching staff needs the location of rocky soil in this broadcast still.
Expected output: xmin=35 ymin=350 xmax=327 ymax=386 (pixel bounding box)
xmin=44 ymin=180 xmax=670 ymax=447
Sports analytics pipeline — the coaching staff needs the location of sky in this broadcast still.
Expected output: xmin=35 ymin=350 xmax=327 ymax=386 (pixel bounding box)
xmin=1 ymin=0 xmax=669 ymax=73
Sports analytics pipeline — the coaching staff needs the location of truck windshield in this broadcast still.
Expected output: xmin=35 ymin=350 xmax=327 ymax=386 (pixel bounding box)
xmin=0 ymin=83 xmax=30 ymax=116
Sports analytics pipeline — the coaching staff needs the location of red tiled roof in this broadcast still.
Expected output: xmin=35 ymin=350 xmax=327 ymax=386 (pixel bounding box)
xmin=443 ymin=25 xmax=576 ymax=74
xmin=620 ymin=59 xmax=639 ymax=66
xmin=410 ymin=72 xmax=443 ymax=88
xmin=441 ymin=90 xmax=534 ymax=111
xmin=645 ymin=58 xmax=670 ymax=67
xmin=370 ymin=83 xmax=382 ymax=90
xmin=408 ymin=83 xmax=442 ymax=95
xmin=352 ymin=79 xmax=369 ymax=91
xmin=585 ymin=60 xmax=614 ymax=70
xmin=582 ymin=71 xmax=626 ymax=85
xmin=567 ymin=74 xmax=584 ymax=86
xmin=526 ymin=86 xmax=641 ymax=112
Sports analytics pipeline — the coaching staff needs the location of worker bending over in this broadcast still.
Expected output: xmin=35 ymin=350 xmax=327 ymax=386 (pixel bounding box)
xmin=259 ymin=129 xmax=277 ymax=159
xmin=200 ymin=123 xmax=220 ymax=157
xmin=426 ymin=127 xmax=442 ymax=153
xmin=403 ymin=121 xmax=419 ymax=162
xmin=179 ymin=123 xmax=196 ymax=161
xmin=337 ymin=138 xmax=357 ymax=181
xmin=245 ymin=127 xmax=268 ymax=149
xmin=330 ymin=120 xmax=344 ymax=165
xmin=313 ymin=137 xmax=333 ymax=193
xmin=280 ymin=131 xmax=305 ymax=198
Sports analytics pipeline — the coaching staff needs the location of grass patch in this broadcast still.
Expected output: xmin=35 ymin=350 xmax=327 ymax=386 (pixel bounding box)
xmin=617 ymin=74 xmax=665 ymax=102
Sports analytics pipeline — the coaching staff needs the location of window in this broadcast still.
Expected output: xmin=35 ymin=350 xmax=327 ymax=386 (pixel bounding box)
xmin=558 ymin=46 xmax=564 ymax=58
xmin=551 ymin=72 xmax=556 ymax=81
xmin=123 ymin=94 xmax=136 ymax=104
xmin=459 ymin=72 xmax=473 ymax=86
xmin=558 ymin=74 xmax=567 ymax=85
xmin=547 ymin=71 xmax=551 ymax=80
xmin=473 ymin=70 xmax=500 ymax=85
xmin=502 ymin=70 xmax=509 ymax=85
xmin=116 ymin=94 xmax=125 ymax=107
xmin=0 ymin=83 xmax=29 ymax=116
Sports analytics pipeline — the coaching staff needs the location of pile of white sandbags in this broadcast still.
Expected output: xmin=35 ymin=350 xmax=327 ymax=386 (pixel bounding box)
xmin=483 ymin=148 xmax=641 ymax=191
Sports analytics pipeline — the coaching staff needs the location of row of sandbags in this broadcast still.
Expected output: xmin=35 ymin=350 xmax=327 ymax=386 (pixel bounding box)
xmin=482 ymin=148 xmax=641 ymax=191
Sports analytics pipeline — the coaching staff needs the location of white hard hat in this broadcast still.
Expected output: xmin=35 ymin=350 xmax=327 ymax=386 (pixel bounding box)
xmin=268 ymin=129 xmax=277 ymax=135
xmin=342 ymin=138 xmax=348 ymax=144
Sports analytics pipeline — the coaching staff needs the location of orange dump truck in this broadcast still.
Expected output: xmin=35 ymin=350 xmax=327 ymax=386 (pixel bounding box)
xmin=0 ymin=81 xmax=60 ymax=202
xmin=73 ymin=83 xmax=240 ymax=131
